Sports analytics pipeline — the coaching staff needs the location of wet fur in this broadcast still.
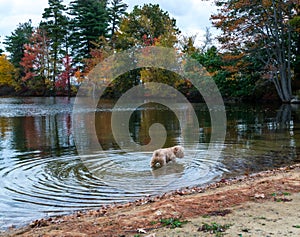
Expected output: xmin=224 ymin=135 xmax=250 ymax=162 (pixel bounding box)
xmin=150 ymin=145 xmax=184 ymax=168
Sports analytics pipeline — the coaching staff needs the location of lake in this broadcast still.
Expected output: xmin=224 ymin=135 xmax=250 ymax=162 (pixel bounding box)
xmin=0 ymin=97 xmax=299 ymax=229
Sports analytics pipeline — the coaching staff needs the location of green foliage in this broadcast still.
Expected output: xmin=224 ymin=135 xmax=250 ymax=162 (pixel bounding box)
xmin=69 ymin=0 xmax=109 ymax=62
xmin=191 ymin=46 xmax=261 ymax=99
xmin=4 ymin=20 xmax=33 ymax=75
xmin=290 ymin=16 xmax=300 ymax=31
xmin=41 ymin=0 xmax=68 ymax=42
xmin=104 ymin=4 xmax=182 ymax=98
xmin=199 ymin=222 xmax=231 ymax=236
xmin=108 ymin=0 xmax=128 ymax=39
xmin=115 ymin=3 xmax=179 ymax=49
xmin=160 ymin=218 xmax=188 ymax=229
xmin=212 ymin=0 xmax=298 ymax=102
xmin=192 ymin=46 xmax=222 ymax=73
xmin=41 ymin=0 xmax=69 ymax=94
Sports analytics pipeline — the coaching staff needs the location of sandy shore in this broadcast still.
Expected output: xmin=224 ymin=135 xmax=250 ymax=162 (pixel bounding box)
xmin=1 ymin=164 xmax=300 ymax=237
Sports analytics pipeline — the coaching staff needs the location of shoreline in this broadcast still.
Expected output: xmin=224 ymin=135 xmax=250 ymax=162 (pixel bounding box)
xmin=1 ymin=164 xmax=300 ymax=236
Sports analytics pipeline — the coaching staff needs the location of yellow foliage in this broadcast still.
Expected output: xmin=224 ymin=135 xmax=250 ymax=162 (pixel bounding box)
xmin=262 ymin=0 xmax=272 ymax=8
xmin=74 ymin=70 xmax=84 ymax=83
xmin=0 ymin=54 xmax=16 ymax=87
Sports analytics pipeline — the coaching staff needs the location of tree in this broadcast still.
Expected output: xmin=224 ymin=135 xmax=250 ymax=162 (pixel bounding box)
xmin=290 ymin=6 xmax=300 ymax=80
xmin=116 ymin=3 xmax=179 ymax=49
xmin=56 ymin=54 xmax=73 ymax=96
xmin=180 ymin=35 xmax=198 ymax=55
xmin=108 ymin=0 xmax=128 ymax=41
xmin=211 ymin=0 xmax=299 ymax=102
xmin=110 ymin=4 xmax=180 ymax=96
xmin=69 ymin=0 xmax=109 ymax=63
xmin=4 ymin=20 xmax=33 ymax=77
xmin=20 ymin=28 xmax=50 ymax=94
xmin=0 ymin=54 xmax=16 ymax=88
xmin=201 ymin=27 xmax=213 ymax=53
xmin=191 ymin=46 xmax=261 ymax=99
xmin=41 ymin=0 xmax=69 ymax=96
xmin=0 ymin=37 xmax=3 ymax=54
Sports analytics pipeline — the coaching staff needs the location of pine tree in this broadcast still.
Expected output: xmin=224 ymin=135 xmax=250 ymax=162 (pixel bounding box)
xmin=69 ymin=0 xmax=109 ymax=63
xmin=108 ymin=0 xmax=128 ymax=40
xmin=41 ymin=0 xmax=69 ymax=96
xmin=0 ymin=38 xmax=3 ymax=54
xmin=4 ymin=20 xmax=33 ymax=77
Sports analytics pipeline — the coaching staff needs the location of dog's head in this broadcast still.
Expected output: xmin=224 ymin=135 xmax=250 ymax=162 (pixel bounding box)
xmin=173 ymin=145 xmax=184 ymax=158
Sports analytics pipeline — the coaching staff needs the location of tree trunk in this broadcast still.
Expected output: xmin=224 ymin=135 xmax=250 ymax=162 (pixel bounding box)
xmin=270 ymin=0 xmax=292 ymax=103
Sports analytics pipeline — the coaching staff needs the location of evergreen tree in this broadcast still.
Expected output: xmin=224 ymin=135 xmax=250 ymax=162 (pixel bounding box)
xmin=69 ymin=0 xmax=109 ymax=63
xmin=108 ymin=0 xmax=128 ymax=40
xmin=0 ymin=38 xmax=3 ymax=54
xmin=4 ymin=20 xmax=33 ymax=78
xmin=41 ymin=0 xmax=69 ymax=96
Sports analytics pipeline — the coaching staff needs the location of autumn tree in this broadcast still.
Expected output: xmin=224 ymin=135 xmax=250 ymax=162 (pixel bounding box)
xmin=0 ymin=54 xmax=17 ymax=88
xmin=20 ymin=28 xmax=50 ymax=94
xmin=212 ymin=0 xmax=299 ymax=102
xmin=110 ymin=4 xmax=181 ymax=96
xmin=56 ymin=54 xmax=73 ymax=96
xmin=116 ymin=4 xmax=179 ymax=49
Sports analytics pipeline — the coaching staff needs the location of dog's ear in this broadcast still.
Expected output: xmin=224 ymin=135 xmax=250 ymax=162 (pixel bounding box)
xmin=173 ymin=146 xmax=178 ymax=153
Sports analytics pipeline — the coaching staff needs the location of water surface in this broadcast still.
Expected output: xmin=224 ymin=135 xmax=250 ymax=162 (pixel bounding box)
xmin=0 ymin=97 xmax=299 ymax=229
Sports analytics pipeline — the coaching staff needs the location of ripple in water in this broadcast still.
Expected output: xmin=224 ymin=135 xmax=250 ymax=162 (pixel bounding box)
xmin=0 ymin=148 xmax=223 ymax=229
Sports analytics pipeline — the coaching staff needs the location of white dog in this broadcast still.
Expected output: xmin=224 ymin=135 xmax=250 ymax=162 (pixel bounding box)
xmin=150 ymin=145 xmax=184 ymax=168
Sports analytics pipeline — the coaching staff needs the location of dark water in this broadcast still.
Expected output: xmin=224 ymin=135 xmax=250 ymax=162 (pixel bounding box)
xmin=0 ymin=97 xmax=299 ymax=229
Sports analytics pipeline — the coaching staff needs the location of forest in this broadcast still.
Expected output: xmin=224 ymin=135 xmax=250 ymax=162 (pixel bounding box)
xmin=0 ymin=0 xmax=299 ymax=102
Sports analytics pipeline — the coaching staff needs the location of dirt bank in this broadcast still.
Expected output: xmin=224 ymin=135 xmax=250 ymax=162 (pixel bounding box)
xmin=1 ymin=164 xmax=300 ymax=237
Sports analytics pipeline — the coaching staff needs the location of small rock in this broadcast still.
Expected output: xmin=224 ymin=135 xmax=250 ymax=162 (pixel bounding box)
xmin=254 ymin=193 xmax=265 ymax=199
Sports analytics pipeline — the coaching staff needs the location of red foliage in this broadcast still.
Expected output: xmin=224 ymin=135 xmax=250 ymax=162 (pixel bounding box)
xmin=20 ymin=44 xmax=38 ymax=81
xmin=56 ymin=55 xmax=73 ymax=88
xmin=142 ymin=34 xmax=159 ymax=46
xmin=20 ymin=28 xmax=49 ymax=82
